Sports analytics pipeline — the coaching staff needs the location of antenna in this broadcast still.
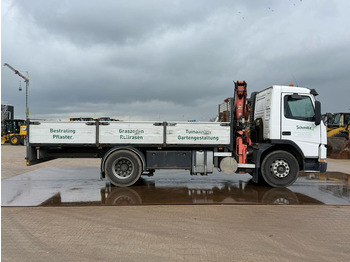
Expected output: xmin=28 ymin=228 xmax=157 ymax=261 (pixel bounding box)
xmin=291 ymin=74 xmax=299 ymax=87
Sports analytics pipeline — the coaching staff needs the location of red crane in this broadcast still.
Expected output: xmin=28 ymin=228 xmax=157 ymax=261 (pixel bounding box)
xmin=233 ymin=81 xmax=251 ymax=164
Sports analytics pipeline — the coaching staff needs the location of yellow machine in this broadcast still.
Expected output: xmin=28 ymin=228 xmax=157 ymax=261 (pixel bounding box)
xmin=1 ymin=119 xmax=27 ymax=145
xmin=325 ymin=112 xmax=350 ymax=140
xmin=69 ymin=117 xmax=95 ymax=121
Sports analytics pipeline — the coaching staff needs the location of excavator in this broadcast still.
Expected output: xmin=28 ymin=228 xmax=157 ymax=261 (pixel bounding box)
xmin=324 ymin=112 xmax=350 ymax=158
xmin=1 ymin=119 xmax=27 ymax=145
xmin=325 ymin=112 xmax=350 ymax=139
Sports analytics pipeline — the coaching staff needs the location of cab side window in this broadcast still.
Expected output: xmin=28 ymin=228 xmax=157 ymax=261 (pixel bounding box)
xmin=284 ymin=95 xmax=315 ymax=122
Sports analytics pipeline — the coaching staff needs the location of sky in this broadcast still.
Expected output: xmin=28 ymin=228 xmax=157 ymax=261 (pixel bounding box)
xmin=1 ymin=0 xmax=350 ymax=121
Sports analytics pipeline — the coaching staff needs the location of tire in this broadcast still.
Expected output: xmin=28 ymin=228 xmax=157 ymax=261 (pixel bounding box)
xmin=9 ymin=135 xmax=21 ymax=145
xmin=261 ymin=150 xmax=299 ymax=187
xmin=105 ymin=150 xmax=142 ymax=187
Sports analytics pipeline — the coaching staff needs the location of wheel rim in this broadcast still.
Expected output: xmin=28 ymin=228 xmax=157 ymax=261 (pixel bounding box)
xmin=270 ymin=159 xmax=290 ymax=178
xmin=112 ymin=158 xmax=134 ymax=179
xmin=11 ymin=137 xmax=18 ymax=144
xmin=273 ymin=197 xmax=290 ymax=205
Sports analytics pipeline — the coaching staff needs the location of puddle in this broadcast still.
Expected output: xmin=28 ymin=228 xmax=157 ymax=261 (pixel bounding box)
xmin=2 ymin=167 xmax=349 ymax=206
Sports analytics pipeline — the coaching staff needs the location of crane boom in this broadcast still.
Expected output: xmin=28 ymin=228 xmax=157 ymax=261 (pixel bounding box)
xmin=232 ymin=81 xmax=251 ymax=164
xmin=3 ymin=63 xmax=29 ymax=81
xmin=3 ymin=63 xmax=30 ymax=120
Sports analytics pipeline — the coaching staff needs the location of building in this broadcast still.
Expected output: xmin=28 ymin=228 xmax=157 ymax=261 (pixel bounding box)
xmin=1 ymin=104 xmax=14 ymax=127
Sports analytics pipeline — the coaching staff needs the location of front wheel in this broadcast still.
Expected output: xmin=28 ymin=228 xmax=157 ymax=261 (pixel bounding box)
xmin=9 ymin=135 xmax=21 ymax=145
xmin=105 ymin=150 xmax=142 ymax=187
xmin=261 ymin=151 xmax=299 ymax=187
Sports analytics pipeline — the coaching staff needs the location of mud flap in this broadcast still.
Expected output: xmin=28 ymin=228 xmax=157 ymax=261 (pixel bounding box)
xmin=252 ymin=168 xmax=259 ymax=183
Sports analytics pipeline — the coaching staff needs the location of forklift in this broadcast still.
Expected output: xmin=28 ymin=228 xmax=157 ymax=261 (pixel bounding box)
xmin=1 ymin=119 xmax=27 ymax=145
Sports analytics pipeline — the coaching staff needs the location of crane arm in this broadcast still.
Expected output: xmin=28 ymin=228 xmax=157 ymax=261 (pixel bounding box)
xmin=3 ymin=63 xmax=29 ymax=81
xmin=232 ymin=80 xmax=251 ymax=164
xmin=233 ymin=81 xmax=251 ymax=120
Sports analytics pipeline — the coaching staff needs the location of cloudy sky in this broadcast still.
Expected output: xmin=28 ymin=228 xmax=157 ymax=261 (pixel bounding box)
xmin=2 ymin=0 xmax=350 ymax=121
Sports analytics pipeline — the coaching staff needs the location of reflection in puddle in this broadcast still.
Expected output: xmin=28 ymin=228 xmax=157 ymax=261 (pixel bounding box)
xmin=100 ymin=184 xmax=307 ymax=206
xmin=99 ymin=178 xmax=314 ymax=206
xmin=1 ymin=168 xmax=349 ymax=207
xmin=300 ymin=172 xmax=350 ymax=202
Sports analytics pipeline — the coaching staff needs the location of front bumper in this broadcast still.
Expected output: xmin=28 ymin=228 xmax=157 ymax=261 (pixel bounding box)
xmin=319 ymin=161 xmax=327 ymax=173
xmin=303 ymin=158 xmax=327 ymax=173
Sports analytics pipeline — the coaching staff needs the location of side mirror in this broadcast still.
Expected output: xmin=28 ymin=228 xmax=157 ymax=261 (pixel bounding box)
xmin=315 ymin=101 xmax=321 ymax=126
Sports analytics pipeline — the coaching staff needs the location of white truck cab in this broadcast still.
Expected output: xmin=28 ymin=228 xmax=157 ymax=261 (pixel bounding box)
xmin=248 ymin=85 xmax=327 ymax=186
xmin=254 ymin=85 xmax=327 ymax=160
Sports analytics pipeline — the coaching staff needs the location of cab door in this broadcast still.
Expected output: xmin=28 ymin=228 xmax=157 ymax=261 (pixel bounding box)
xmin=281 ymin=93 xmax=320 ymax=157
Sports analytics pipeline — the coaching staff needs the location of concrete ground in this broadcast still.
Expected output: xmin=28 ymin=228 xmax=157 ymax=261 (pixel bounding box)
xmin=2 ymin=145 xmax=350 ymax=261
xmin=1 ymin=144 xmax=101 ymax=181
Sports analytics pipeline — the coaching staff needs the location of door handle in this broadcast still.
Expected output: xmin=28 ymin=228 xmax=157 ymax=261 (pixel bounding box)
xmin=282 ymin=131 xmax=291 ymax=136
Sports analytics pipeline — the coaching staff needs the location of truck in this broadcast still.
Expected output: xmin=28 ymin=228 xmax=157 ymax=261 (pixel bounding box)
xmin=26 ymin=81 xmax=327 ymax=187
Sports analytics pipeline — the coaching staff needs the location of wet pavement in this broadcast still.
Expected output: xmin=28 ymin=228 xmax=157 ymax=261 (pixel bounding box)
xmin=2 ymin=167 xmax=350 ymax=206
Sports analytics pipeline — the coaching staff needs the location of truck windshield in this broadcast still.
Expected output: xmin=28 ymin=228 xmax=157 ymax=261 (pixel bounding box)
xmin=284 ymin=95 xmax=315 ymax=122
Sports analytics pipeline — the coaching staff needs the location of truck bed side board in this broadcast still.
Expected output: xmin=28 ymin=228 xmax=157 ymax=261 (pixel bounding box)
xmin=29 ymin=121 xmax=231 ymax=146
xmin=29 ymin=122 xmax=96 ymax=144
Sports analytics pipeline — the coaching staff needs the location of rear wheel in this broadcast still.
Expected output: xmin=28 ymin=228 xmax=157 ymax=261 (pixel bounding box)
xmin=105 ymin=150 xmax=142 ymax=187
xmin=261 ymin=151 xmax=299 ymax=187
xmin=9 ymin=135 xmax=21 ymax=145
xmin=105 ymin=188 xmax=142 ymax=205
